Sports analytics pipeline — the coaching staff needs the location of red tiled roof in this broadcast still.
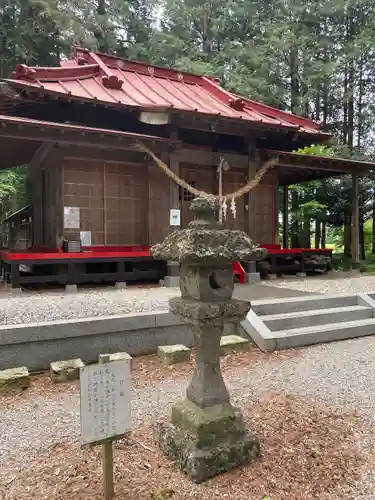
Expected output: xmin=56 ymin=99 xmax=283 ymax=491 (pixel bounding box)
xmin=3 ymin=46 xmax=328 ymax=137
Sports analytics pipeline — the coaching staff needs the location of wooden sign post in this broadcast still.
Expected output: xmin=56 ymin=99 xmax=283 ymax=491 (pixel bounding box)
xmin=80 ymin=355 xmax=132 ymax=499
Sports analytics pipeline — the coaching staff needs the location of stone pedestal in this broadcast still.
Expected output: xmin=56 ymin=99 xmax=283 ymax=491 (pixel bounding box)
xmin=150 ymin=195 xmax=266 ymax=482
xmin=158 ymin=400 xmax=259 ymax=483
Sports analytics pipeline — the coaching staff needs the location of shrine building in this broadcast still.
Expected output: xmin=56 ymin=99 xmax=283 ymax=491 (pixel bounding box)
xmin=0 ymin=46 xmax=373 ymax=290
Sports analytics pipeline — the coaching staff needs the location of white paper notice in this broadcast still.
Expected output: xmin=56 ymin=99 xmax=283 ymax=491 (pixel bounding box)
xmin=80 ymin=231 xmax=92 ymax=246
xmin=64 ymin=206 xmax=80 ymax=229
xmin=170 ymin=209 xmax=181 ymax=226
xmin=79 ymin=359 xmax=132 ymax=445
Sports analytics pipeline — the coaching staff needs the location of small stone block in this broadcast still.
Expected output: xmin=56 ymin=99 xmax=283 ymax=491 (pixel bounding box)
xmin=50 ymin=358 xmax=85 ymax=383
xmin=220 ymin=335 xmax=249 ymax=355
xmin=10 ymin=287 xmax=22 ymax=296
xmin=268 ymin=274 xmax=278 ymax=281
xmin=115 ymin=281 xmax=127 ymax=289
xmin=99 ymin=352 xmax=133 ymax=369
xmin=65 ymin=284 xmax=78 ymax=294
xmin=157 ymin=344 xmax=191 ymax=366
xmin=164 ymin=276 xmax=180 ymax=288
xmin=296 ymin=272 xmax=307 ymax=277
xmin=0 ymin=366 xmax=30 ymax=392
xmin=246 ymin=272 xmax=260 ymax=284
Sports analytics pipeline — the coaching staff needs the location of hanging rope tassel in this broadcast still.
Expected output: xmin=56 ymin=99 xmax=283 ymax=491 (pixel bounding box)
xmin=230 ymin=198 xmax=236 ymax=219
xmin=222 ymin=198 xmax=227 ymax=221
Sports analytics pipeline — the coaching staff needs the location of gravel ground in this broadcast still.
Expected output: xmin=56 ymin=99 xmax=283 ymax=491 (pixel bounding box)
xmin=0 ymin=287 xmax=179 ymax=325
xmin=0 ymin=274 xmax=373 ymax=325
xmin=262 ymin=274 xmax=375 ymax=295
xmin=1 ymin=339 xmax=375 ymax=499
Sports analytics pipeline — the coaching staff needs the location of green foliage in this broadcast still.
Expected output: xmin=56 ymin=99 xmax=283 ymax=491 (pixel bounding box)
xmin=0 ymin=167 xmax=28 ymax=220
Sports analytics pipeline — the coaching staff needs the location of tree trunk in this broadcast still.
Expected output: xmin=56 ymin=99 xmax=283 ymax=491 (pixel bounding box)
xmin=303 ymin=222 xmax=311 ymax=248
xmin=344 ymin=216 xmax=351 ymax=256
xmin=343 ymin=61 xmax=348 ymax=144
xmin=357 ymin=50 xmax=364 ymax=150
xmin=95 ymin=0 xmax=109 ymax=52
xmin=322 ymin=46 xmax=329 ymax=126
xmin=290 ymin=41 xmax=299 ymax=115
xmin=359 ymin=218 xmax=365 ymax=260
xmin=372 ymin=194 xmax=375 ymax=254
xmin=321 ymin=221 xmax=326 ymax=249
xmin=347 ymin=59 xmax=355 ymax=148
xmin=315 ymin=219 xmax=321 ymax=248
xmin=290 ymin=190 xmax=300 ymax=248
xmin=315 ymin=90 xmax=320 ymax=122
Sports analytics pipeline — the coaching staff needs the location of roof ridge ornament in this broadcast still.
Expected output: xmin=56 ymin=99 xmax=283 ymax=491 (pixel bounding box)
xmin=12 ymin=64 xmax=36 ymax=81
xmin=229 ymin=97 xmax=245 ymax=111
xmin=87 ymin=52 xmax=123 ymax=90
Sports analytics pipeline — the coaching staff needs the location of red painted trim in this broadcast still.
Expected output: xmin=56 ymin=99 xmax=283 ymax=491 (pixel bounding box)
xmin=264 ymin=248 xmax=332 ymax=255
xmin=233 ymin=261 xmax=246 ymax=284
xmin=239 ymin=96 xmax=322 ymax=131
xmin=1 ymin=250 xmax=152 ymax=261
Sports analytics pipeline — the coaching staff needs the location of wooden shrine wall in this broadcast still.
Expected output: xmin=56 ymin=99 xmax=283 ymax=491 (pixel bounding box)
xmin=30 ymin=145 xmax=278 ymax=249
xmin=62 ymin=157 xmax=148 ymax=246
xmin=248 ymin=169 xmax=278 ymax=245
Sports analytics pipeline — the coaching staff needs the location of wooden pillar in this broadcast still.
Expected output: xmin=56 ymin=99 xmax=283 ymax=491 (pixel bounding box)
xmin=351 ymin=173 xmax=360 ymax=264
xmin=11 ymin=263 xmax=20 ymax=291
xmin=246 ymin=137 xmax=258 ymax=237
xmin=275 ymin=185 xmax=280 ymax=245
xmin=283 ymin=185 xmax=289 ymax=249
xmin=165 ymin=129 xmax=181 ymax=287
xmin=169 ymin=151 xmax=180 ymax=212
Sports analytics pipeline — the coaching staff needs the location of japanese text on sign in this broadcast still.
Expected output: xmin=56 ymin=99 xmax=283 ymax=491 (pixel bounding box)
xmin=80 ymin=359 xmax=131 ymax=445
xmin=64 ymin=206 xmax=80 ymax=229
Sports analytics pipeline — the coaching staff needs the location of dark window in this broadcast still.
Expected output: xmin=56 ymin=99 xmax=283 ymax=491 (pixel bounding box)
xmin=179 ymin=181 xmax=196 ymax=201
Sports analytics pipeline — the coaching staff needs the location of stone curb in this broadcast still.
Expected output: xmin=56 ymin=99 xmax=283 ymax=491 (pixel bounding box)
xmin=0 ymin=311 xmax=182 ymax=346
xmin=0 ymin=311 xmax=193 ymax=372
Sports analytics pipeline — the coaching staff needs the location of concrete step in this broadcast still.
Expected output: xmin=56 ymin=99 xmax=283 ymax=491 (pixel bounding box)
xmin=252 ymin=293 xmax=358 ymax=316
xmin=273 ymin=317 xmax=375 ymax=349
xmin=261 ymin=305 xmax=372 ymax=331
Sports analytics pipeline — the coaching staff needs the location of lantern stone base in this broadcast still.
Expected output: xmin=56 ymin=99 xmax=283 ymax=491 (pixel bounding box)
xmin=157 ymin=399 xmax=259 ymax=483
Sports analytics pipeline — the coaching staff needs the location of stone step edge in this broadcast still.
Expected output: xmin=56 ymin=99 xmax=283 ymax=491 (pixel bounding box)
xmin=260 ymin=305 xmax=371 ymax=321
xmin=251 ymin=292 xmax=359 ymax=308
xmin=272 ymin=317 xmax=375 ymax=350
xmin=274 ymin=317 xmax=375 ymax=337
xmin=252 ymin=293 xmax=359 ymax=315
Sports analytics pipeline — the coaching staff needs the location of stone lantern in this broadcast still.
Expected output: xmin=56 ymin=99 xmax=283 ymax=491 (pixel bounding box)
xmin=151 ymin=195 xmax=267 ymax=483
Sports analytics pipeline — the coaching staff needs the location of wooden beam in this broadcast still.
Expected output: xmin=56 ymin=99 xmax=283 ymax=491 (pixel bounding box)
xmin=58 ymin=147 xmax=149 ymax=164
xmin=277 ymin=159 xmax=369 ymax=176
xmin=351 ymin=173 xmax=360 ymax=264
xmin=0 ymin=122 xmax=176 ymax=152
xmin=172 ymin=115 xmax=249 ymax=136
xmin=282 ymin=185 xmax=289 ymax=249
xmin=176 ymin=148 xmax=248 ymax=169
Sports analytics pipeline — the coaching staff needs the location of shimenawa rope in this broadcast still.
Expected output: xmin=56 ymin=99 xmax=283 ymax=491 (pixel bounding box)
xmin=135 ymin=142 xmax=279 ymax=200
